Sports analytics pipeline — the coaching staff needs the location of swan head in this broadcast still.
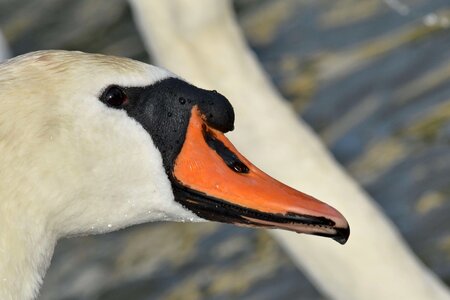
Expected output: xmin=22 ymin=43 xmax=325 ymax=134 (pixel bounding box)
xmin=0 ymin=50 xmax=349 ymax=243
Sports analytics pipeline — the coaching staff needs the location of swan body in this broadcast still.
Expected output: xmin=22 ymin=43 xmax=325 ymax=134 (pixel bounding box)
xmin=0 ymin=50 xmax=348 ymax=300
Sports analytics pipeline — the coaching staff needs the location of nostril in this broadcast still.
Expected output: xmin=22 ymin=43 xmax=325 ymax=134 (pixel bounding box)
xmin=230 ymin=161 xmax=249 ymax=173
xmin=202 ymin=126 xmax=249 ymax=174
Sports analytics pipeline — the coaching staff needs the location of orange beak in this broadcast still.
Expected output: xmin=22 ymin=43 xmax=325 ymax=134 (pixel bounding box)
xmin=171 ymin=107 xmax=350 ymax=244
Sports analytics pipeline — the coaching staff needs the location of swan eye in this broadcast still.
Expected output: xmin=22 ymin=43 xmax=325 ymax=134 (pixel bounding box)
xmin=101 ymin=86 xmax=128 ymax=108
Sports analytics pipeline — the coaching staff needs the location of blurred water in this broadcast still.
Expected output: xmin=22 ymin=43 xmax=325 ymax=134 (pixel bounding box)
xmin=0 ymin=30 xmax=10 ymax=60
xmin=0 ymin=0 xmax=449 ymax=299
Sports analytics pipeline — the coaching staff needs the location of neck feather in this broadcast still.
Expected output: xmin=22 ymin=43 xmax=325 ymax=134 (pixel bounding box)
xmin=0 ymin=209 xmax=56 ymax=300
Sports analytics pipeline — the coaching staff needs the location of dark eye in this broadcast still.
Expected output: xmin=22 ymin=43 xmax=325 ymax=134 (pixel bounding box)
xmin=101 ymin=86 xmax=128 ymax=108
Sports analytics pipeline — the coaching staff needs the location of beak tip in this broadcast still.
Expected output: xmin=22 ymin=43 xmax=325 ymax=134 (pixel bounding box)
xmin=333 ymin=226 xmax=350 ymax=245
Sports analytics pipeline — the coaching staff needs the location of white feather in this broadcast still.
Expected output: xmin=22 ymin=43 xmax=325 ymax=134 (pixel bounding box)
xmin=0 ymin=50 xmax=200 ymax=300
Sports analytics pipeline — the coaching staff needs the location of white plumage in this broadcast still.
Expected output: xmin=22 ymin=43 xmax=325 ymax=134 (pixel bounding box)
xmin=0 ymin=51 xmax=200 ymax=300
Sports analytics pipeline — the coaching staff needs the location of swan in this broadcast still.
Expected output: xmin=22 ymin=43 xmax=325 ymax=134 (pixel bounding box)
xmin=0 ymin=50 xmax=349 ymax=300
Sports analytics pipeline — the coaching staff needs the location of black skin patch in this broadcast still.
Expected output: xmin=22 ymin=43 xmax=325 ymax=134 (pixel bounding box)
xmin=100 ymin=77 xmax=235 ymax=173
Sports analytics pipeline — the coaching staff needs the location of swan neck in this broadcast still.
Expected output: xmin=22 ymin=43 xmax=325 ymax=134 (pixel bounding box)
xmin=0 ymin=211 xmax=56 ymax=300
